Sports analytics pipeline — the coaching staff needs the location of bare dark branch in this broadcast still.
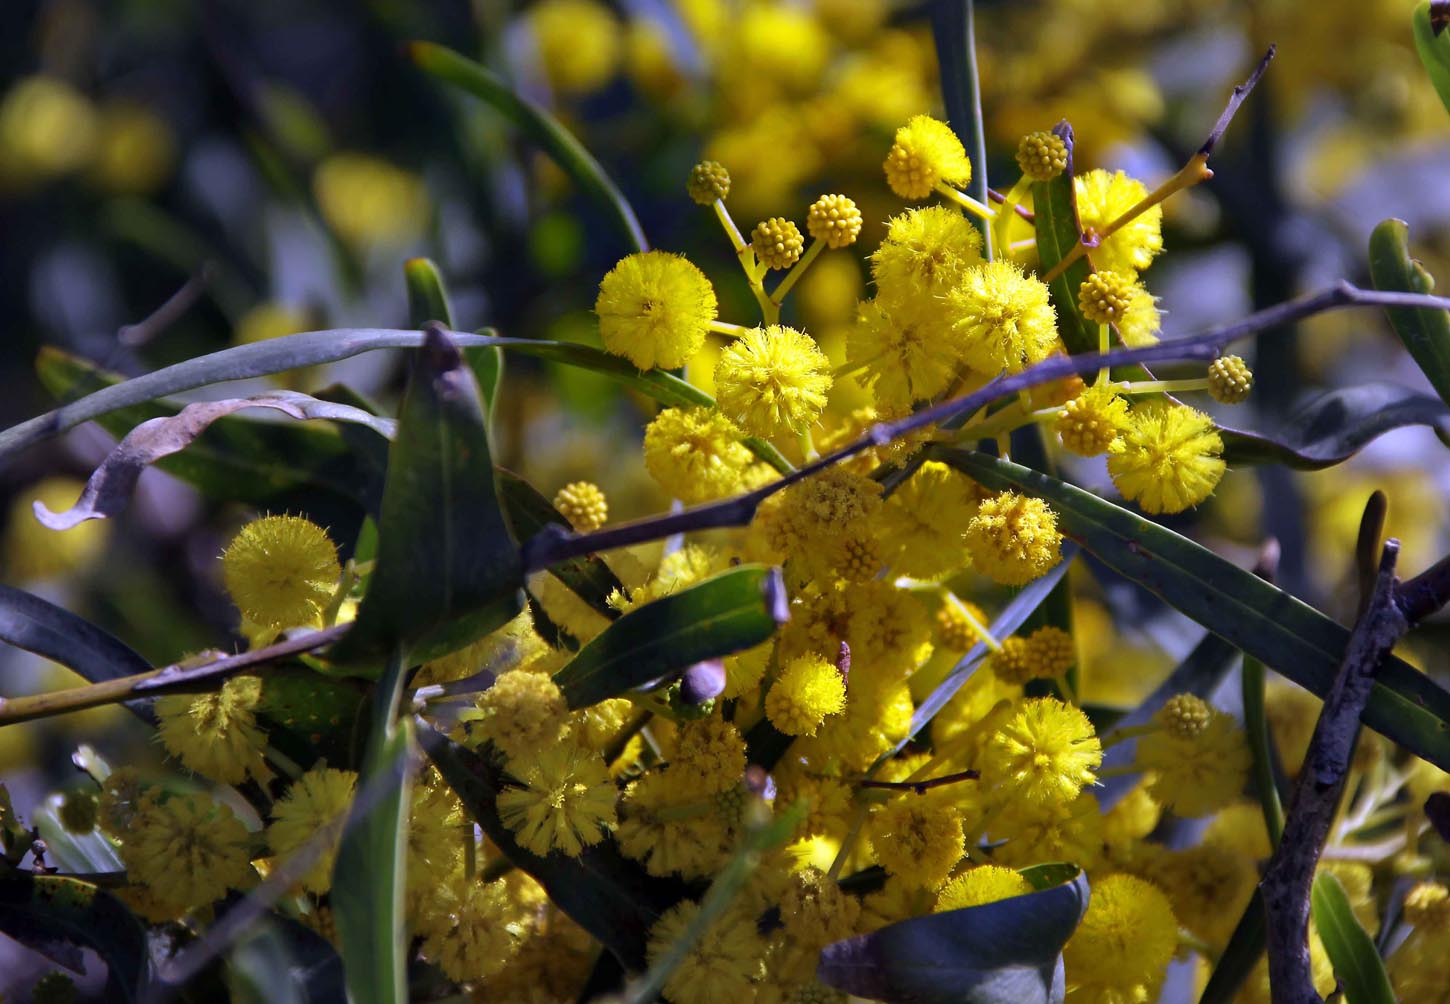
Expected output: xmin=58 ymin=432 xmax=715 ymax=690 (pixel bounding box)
xmin=1200 ymin=45 xmax=1277 ymax=157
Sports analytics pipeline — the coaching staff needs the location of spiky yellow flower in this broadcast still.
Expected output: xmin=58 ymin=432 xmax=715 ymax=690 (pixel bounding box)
xmin=222 ymin=515 xmax=340 ymax=630
xmin=752 ymin=217 xmax=805 ymax=270
xmin=883 ymin=114 xmax=971 ymax=200
xmin=1063 ymin=874 xmax=1177 ymax=1001
xmin=643 ymin=407 xmax=753 ymax=503
xmin=870 ymin=800 xmax=964 ymax=889
xmin=553 ymin=481 xmax=608 ymax=531
xmin=1015 ymin=131 xmax=1068 ymax=182
xmin=766 ymin=654 xmax=847 ymax=736
xmin=268 ymin=766 xmax=357 ymax=893
xmin=979 ymin=697 xmax=1101 ymax=807
xmin=616 ymin=771 xmax=731 ymax=878
xmin=418 ymin=873 xmax=527 ymax=981
xmin=1403 ymin=881 xmax=1450 ymax=927
xmin=714 ymin=325 xmax=831 ymax=438
xmin=596 ymin=251 xmax=718 ymax=370
xmin=460 ymin=669 xmax=570 ymax=761
xmin=947 ymin=261 xmax=1059 ymax=376
xmin=672 ymin=717 xmax=748 ymax=795
xmin=936 ymin=864 xmax=1031 ymax=911
xmin=1057 ymin=383 xmax=1129 ymax=457
xmin=806 ymin=193 xmax=863 ymax=248
xmin=1117 ymin=283 xmax=1161 ymax=347
xmin=688 ymin=160 xmax=731 ymax=205
xmin=1208 ymin=355 xmax=1254 ymax=404
xmin=528 ymin=0 xmax=621 ymax=95
xmin=847 ymin=298 xmax=960 ymax=416
xmin=1107 ymin=400 xmax=1225 ymax=514
xmin=1136 ymin=707 xmax=1250 ymax=817
xmin=123 ymin=793 xmax=256 ymax=914
xmin=781 ymin=867 xmax=860 ymax=948
xmin=1075 ymin=169 xmax=1164 ymax=276
xmin=871 ymin=205 xmax=983 ymax=305
xmin=964 ymin=491 xmax=1062 ymax=586
xmin=155 ymin=674 xmax=271 ymax=785
xmin=876 ymin=460 xmax=981 ymax=577
xmin=646 ymin=901 xmax=766 ymax=1004
xmin=497 ymin=738 xmax=617 ymax=857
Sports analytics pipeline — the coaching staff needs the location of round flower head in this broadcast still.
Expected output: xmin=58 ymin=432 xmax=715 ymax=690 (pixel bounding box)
xmin=1136 ymin=706 xmax=1250 ymax=817
xmin=989 ymin=626 xmax=1075 ymax=686
xmin=1158 ymin=693 xmax=1213 ymax=739
xmin=688 ymin=160 xmax=731 ymax=205
xmin=936 ymin=864 xmax=1031 ymax=911
xmin=1117 ymin=283 xmax=1162 ymax=347
xmin=268 ymin=766 xmax=357 ymax=893
xmin=1208 ymin=354 xmax=1254 ymax=404
xmin=947 ymin=261 xmax=1059 ymax=376
xmin=714 ymin=325 xmax=832 ymax=438
xmin=806 ymin=193 xmax=863 ymax=248
xmin=418 ymin=873 xmax=526 ymax=981
xmin=1015 ymin=131 xmax=1068 ymax=182
xmin=936 ymin=596 xmax=989 ymax=651
xmin=871 ymin=205 xmax=983 ymax=305
xmin=222 ymin=514 xmax=340 ymax=630
xmin=1056 ymin=382 xmax=1129 ymax=457
xmin=883 ymin=114 xmax=971 ymax=200
xmin=875 ymin=459 xmax=981 ymax=577
xmin=155 ymin=674 xmax=271 ymax=785
xmin=752 ymin=217 xmax=804 ymax=270
xmin=497 ymin=736 xmax=617 ymax=857
xmin=646 ymin=901 xmax=766 ymax=1004
xmin=122 ymin=792 xmax=256 ymax=914
xmin=847 ymin=298 xmax=960 ymax=416
xmin=553 ymin=481 xmax=608 ymax=532
xmin=527 ymin=0 xmax=622 ymax=96
xmin=1403 ymin=881 xmax=1450 ymax=928
xmin=989 ymin=791 xmax=1104 ymax=870
xmin=979 ymin=697 xmax=1101 ymax=807
xmin=781 ymin=867 xmax=860 ymax=948
xmin=643 ymin=407 xmax=753 ymax=503
xmin=1075 ymin=169 xmax=1164 ymax=276
xmin=869 ymin=799 xmax=964 ymax=888
xmin=1108 ymin=400 xmax=1225 ymax=514
xmin=767 ymin=653 xmax=847 ymax=736
xmin=964 ymin=491 xmax=1062 ymax=586
xmin=461 ymin=668 xmax=570 ymax=761
xmin=672 ymin=717 xmax=747 ymax=794
xmin=1077 ymin=270 xmax=1135 ymax=325
xmin=616 ymin=772 xmax=731 ymax=878
xmin=596 ymin=251 xmax=718 ymax=370
xmin=1063 ymin=873 xmax=1177 ymax=1000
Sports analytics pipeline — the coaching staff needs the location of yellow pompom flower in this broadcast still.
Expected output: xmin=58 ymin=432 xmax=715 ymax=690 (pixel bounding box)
xmin=1107 ymin=400 xmax=1225 ymax=514
xmin=596 ymin=251 xmax=718 ymax=370
xmin=876 ymin=460 xmax=982 ymax=578
xmin=646 ymin=901 xmax=766 ymax=1004
xmin=936 ymin=597 xmax=989 ymax=651
xmin=871 ymin=205 xmax=983 ymax=305
xmin=1015 ymin=131 xmax=1068 ymax=182
xmin=870 ymin=800 xmax=964 ymax=889
xmin=527 ymin=0 xmax=621 ymax=95
xmin=460 ymin=669 xmax=570 ymax=761
xmin=497 ymin=738 xmax=617 ymax=857
xmin=122 ymin=793 xmax=256 ymax=914
xmin=617 ymin=772 xmax=731 ymax=878
xmin=1075 ymin=169 xmax=1164 ymax=276
xmin=883 ymin=114 xmax=971 ymax=200
xmin=767 ymin=654 xmax=847 ymax=736
xmin=847 ymin=299 xmax=960 ymax=416
xmin=553 ymin=481 xmax=608 ymax=532
xmin=989 ymin=792 xmax=1104 ymax=870
xmin=714 ymin=325 xmax=832 ymax=438
xmin=1208 ymin=355 xmax=1254 ymax=404
xmin=1063 ymin=874 xmax=1177 ymax=1002
xmin=221 ymin=515 xmax=340 ymax=630
xmin=1117 ymin=283 xmax=1162 ymax=347
xmin=964 ymin=491 xmax=1062 ymax=586
xmin=752 ymin=217 xmax=805 ymax=270
xmin=1136 ymin=705 xmax=1250 ymax=817
xmin=936 ymin=864 xmax=1031 ymax=911
xmin=0 ymin=76 xmax=97 ymax=182
xmin=1158 ymin=693 xmax=1213 ymax=738
xmin=1057 ymin=383 xmax=1129 ymax=457
xmin=781 ymin=867 xmax=860 ymax=948
xmin=989 ymin=627 xmax=1075 ymax=686
xmin=672 ymin=717 xmax=748 ymax=795
xmin=1404 ymin=881 xmax=1450 ymax=927
xmin=979 ymin=698 xmax=1101 ymax=807
xmin=643 ymin=407 xmax=753 ymax=503
xmin=418 ymin=873 xmax=527 ymax=981
xmin=947 ymin=261 xmax=1059 ymax=376
xmin=267 ymin=766 xmax=357 ymax=893
xmin=806 ymin=194 xmax=863 ymax=248
xmin=155 ymin=674 xmax=271 ymax=785
xmin=313 ymin=153 xmax=427 ymax=252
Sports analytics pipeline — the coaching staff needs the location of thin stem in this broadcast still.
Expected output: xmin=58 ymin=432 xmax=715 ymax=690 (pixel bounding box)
xmin=834 ymin=351 xmax=884 ymax=379
xmin=987 ymin=187 xmax=1035 ymax=220
xmin=1117 ymin=378 xmax=1211 ymax=395
xmin=798 ymin=426 xmax=819 ymax=462
xmin=713 ymin=199 xmax=747 ymax=253
xmin=709 ymin=320 xmax=750 ymax=337
xmin=1243 ymin=654 xmax=1286 ymax=845
xmin=858 ymin=769 xmax=980 ymax=795
xmin=962 ymin=0 xmax=992 ymax=260
xmin=770 ymin=239 xmax=824 ymax=306
xmin=936 ymin=182 xmax=995 ymax=222
xmin=715 ymin=199 xmax=773 ymax=321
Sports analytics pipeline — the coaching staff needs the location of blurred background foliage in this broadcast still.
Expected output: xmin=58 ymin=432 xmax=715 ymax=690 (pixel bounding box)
xmin=0 ymin=0 xmax=1448 ymax=983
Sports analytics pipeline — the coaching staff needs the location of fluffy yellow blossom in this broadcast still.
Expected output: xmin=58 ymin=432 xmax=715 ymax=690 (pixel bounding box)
xmin=1057 ymin=383 xmax=1129 ymax=457
xmin=936 ymin=864 xmax=1031 ymax=911
xmin=871 ymin=205 xmax=984 ymax=306
xmin=1208 ymin=355 xmax=1254 ymax=404
xmin=847 ymin=298 xmax=961 ymax=416
xmin=1063 ymin=874 xmax=1177 ymax=1002
xmin=596 ymin=251 xmax=718 ymax=370
xmin=935 ymin=596 xmax=989 ymax=651
xmin=643 ymin=407 xmax=754 ymax=503
xmin=418 ymin=873 xmax=528 ymax=981
xmin=767 ymin=654 xmax=847 ymax=736
xmin=781 ymin=867 xmax=860 ymax=948
xmin=1074 ymin=169 xmax=1164 ymax=276
xmin=313 ymin=153 xmax=427 ymax=252
xmin=714 ymin=325 xmax=832 ymax=438
xmin=527 ymin=0 xmax=621 ymax=95
xmin=1117 ymin=283 xmax=1162 ymax=347
xmin=617 ymin=771 xmax=731 ymax=878
xmin=1404 ymin=882 xmax=1450 ymax=927
xmin=646 ymin=901 xmax=766 ymax=1004
xmin=461 ymin=669 xmax=570 ymax=761
xmin=870 ymin=800 xmax=964 ymax=889
xmin=947 ymin=261 xmax=1059 ymax=376
xmin=672 ymin=717 xmax=747 ymax=794
xmin=883 ymin=115 xmax=971 ymax=200
xmin=122 ymin=793 xmax=255 ymax=914
xmin=553 ymin=481 xmax=608 ymax=532
xmin=0 ymin=77 xmax=97 ymax=182
xmin=964 ymin=491 xmax=1063 ymax=586
xmin=979 ymin=698 xmax=1101 ymax=807
xmin=155 ymin=674 xmax=271 ymax=785
xmin=1108 ymin=400 xmax=1225 ymax=514
xmin=1144 ymin=843 xmax=1256 ymax=948
xmin=498 ymin=738 xmax=617 ymax=857
xmin=267 ymin=766 xmax=357 ymax=893
xmin=1157 ymin=693 xmax=1213 ymax=738
xmin=806 ymin=193 xmax=863 ymax=248
xmin=752 ymin=217 xmax=805 ymax=270
xmin=781 ymin=579 xmax=931 ymax=685
xmin=990 ymin=792 xmax=1105 ymax=869
xmin=221 ymin=515 xmax=340 ymax=630
xmin=876 ymin=460 xmax=981 ymax=577
xmin=1137 ymin=705 xmax=1250 ymax=817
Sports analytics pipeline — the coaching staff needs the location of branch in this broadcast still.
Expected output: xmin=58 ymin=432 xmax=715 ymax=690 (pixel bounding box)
xmin=1397 ymin=553 xmax=1450 ymax=626
xmin=1261 ymin=535 xmax=1409 ymax=1004
xmin=1201 ymin=45 xmax=1277 ymax=157
xmin=858 ymin=769 xmax=980 ymax=795
xmin=117 ymin=265 xmax=214 ymax=348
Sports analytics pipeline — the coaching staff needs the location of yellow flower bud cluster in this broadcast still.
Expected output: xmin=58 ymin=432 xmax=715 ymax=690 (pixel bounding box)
xmin=1208 ymin=354 xmax=1254 ymax=404
xmin=806 ymin=193 xmax=863 ymax=248
xmin=1015 ymin=130 xmax=1068 ymax=181
xmin=553 ymin=481 xmax=609 ymax=532
xmin=687 ymin=160 xmax=731 ymax=205
xmin=751 ymin=216 xmax=805 ymax=270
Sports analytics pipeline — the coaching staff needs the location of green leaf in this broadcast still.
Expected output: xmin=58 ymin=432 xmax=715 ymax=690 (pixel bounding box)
xmin=497 ymin=470 xmax=625 ymax=620
xmin=1197 ymin=890 xmax=1266 ymax=1004
xmin=818 ymin=865 xmax=1088 ymax=1004
xmin=0 ymin=874 xmax=151 ymax=1001
xmin=420 ymin=729 xmax=688 ymax=968
xmin=256 ymin=667 xmax=370 ymax=771
xmin=1369 ymin=217 xmax=1450 ymax=407
xmin=409 ymin=41 xmax=648 ymax=254
xmin=1243 ymin=654 xmax=1287 ymax=845
xmin=1413 ymin=2 xmax=1450 ymax=114
xmin=1219 ymin=381 xmax=1450 ymax=468
xmin=332 ymin=648 xmax=412 ymax=1004
xmin=1312 ymin=871 xmax=1397 ymax=1004
xmin=329 ymin=329 xmax=524 ymax=670
xmin=553 ymin=565 xmax=786 ymax=709
xmin=1031 ymin=123 xmax=1097 ymax=356
xmin=404 ymin=256 xmax=503 ymax=423
xmin=936 ymin=448 xmax=1450 ymax=771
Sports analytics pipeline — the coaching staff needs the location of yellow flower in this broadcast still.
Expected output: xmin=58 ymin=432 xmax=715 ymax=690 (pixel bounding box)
xmin=964 ymin=491 xmax=1062 ymax=586
xmin=1015 ymin=131 xmax=1068 ymax=182
xmin=781 ymin=866 xmax=860 ymax=948
xmin=989 ymin=792 xmax=1104 ymax=870
xmin=1063 ymin=874 xmax=1177 ymax=1001
xmin=123 ymin=793 xmax=256 ymax=914
xmin=936 ymin=864 xmax=1031 ymax=911
xmin=267 ymin=766 xmax=357 ymax=893
xmin=870 ymin=800 xmax=964 ymax=889
xmin=90 ymin=100 xmax=175 ymax=195
xmin=313 ymin=153 xmax=427 ymax=252
xmin=1057 ymin=383 xmax=1129 ymax=457
xmin=1403 ymin=881 xmax=1450 ymax=928
xmin=0 ymin=77 xmax=97 ymax=183
xmin=616 ymin=771 xmax=731 ymax=878
xmin=806 ymin=193 xmax=863 ymax=248
xmin=460 ymin=669 xmax=570 ymax=761
xmin=871 ymin=205 xmax=983 ymax=306
xmin=1136 ymin=705 xmax=1250 ymax=817
xmin=221 ymin=515 xmax=340 ymax=630
xmin=1074 ymin=169 xmax=1163 ymax=276
xmin=672 ymin=717 xmax=747 ymax=795
xmin=714 ymin=325 xmax=832 ymax=438
xmin=643 ymin=407 xmax=753 ymax=503
xmin=978 ymin=697 xmax=1101 ymax=807
xmin=155 ymin=675 xmax=271 ymax=785
xmin=553 ymin=481 xmax=608 ymax=532
xmin=766 ymin=654 xmax=846 ymax=737
xmin=947 ymin=261 xmax=1059 ymax=376
xmin=988 ymin=627 xmax=1076 ymax=686
xmin=526 ymin=0 xmax=621 ymax=96
xmin=596 ymin=251 xmax=718 ymax=370
xmin=687 ymin=160 xmax=731 ymax=205
xmin=498 ymin=738 xmax=617 ymax=857
xmin=1076 ymin=271 xmax=1135 ymax=325
xmin=1157 ymin=693 xmax=1213 ymax=738
xmin=1208 ymin=354 xmax=1254 ymax=404
xmin=935 ymin=596 xmax=990 ymax=652
xmin=1107 ymin=400 xmax=1225 ymax=514
xmin=876 ymin=460 xmax=982 ymax=577
xmin=418 ymin=871 xmax=528 ymax=981
xmin=752 ymin=217 xmax=805 ymax=271
xmin=646 ymin=901 xmax=766 ymax=1004
xmin=847 ymin=298 xmax=960 ymax=416
xmin=1117 ymin=283 xmax=1162 ymax=347
xmin=883 ymin=114 xmax=971 ymax=200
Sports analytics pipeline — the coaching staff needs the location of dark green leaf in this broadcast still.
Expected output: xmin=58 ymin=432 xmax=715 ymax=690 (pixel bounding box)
xmin=408 ymin=42 xmax=648 ymax=254
xmin=329 ymin=329 xmax=524 ymax=671
xmin=553 ymin=565 xmax=786 ymax=709
xmin=1369 ymin=217 xmax=1450 ymax=407
xmin=404 ymin=257 xmax=504 ymax=424
xmin=1412 ymin=2 xmax=1450 ymax=115
xmin=421 ymin=729 xmax=689 ymax=968
xmin=1219 ymin=382 xmax=1450 ymax=468
xmin=1031 ymin=123 xmax=1097 ymax=356
xmin=0 ymin=874 xmax=151 ymax=1001
xmin=1197 ymin=890 xmax=1265 ymax=1004
xmin=818 ymin=865 xmax=1088 ymax=1004
xmin=1243 ymin=655 xmax=1287 ymax=845
xmin=937 ymin=449 xmax=1450 ymax=771
xmin=256 ymin=667 xmax=370 ymax=770
xmin=497 ymin=470 xmax=624 ymax=620
xmin=1311 ymin=871 xmax=1397 ymax=1004
xmin=227 ymin=916 xmax=346 ymax=1004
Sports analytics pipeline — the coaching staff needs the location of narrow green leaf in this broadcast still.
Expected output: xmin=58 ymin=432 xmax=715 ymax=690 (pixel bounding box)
xmin=1413 ymin=2 xmax=1450 ymax=114
xmin=937 ymin=448 xmax=1450 ymax=771
xmin=1243 ymin=655 xmax=1286 ymax=845
xmin=819 ymin=866 xmax=1088 ymax=1004
xmin=409 ymin=41 xmax=648 ymax=254
xmin=1312 ymin=871 xmax=1397 ymax=1004
xmin=928 ymin=0 xmax=991 ymax=253
xmin=0 ymin=874 xmax=151 ymax=1001
xmin=1197 ymin=890 xmax=1266 ymax=1004
xmin=552 ymin=565 xmax=786 ymax=709
xmin=404 ymin=256 xmax=455 ymax=329
xmin=1368 ymin=217 xmax=1450 ymax=407
xmin=330 ymin=329 xmax=524 ymax=671
xmin=1032 ymin=122 xmax=1098 ymax=355
xmin=1219 ymin=381 xmax=1450 ymax=468
xmin=421 ymin=729 xmax=689 ymax=968
xmin=332 ymin=647 xmax=412 ymax=1004
xmin=496 ymin=470 xmax=624 ymax=619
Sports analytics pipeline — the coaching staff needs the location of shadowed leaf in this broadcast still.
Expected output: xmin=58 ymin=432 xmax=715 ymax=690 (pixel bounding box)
xmin=1311 ymin=872 xmax=1396 ymax=1004
xmin=1369 ymin=217 xmax=1450 ymax=408
xmin=0 ymin=874 xmax=151 ymax=1001
xmin=1413 ymin=2 xmax=1450 ymax=114
xmin=497 ymin=470 xmax=624 ymax=620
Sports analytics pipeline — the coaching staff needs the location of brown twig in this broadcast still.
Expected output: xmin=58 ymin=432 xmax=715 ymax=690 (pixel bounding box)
xmin=1396 ymin=553 xmax=1450 ymax=627
xmin=117 ymin=265 xmax=215 ymax=347
xmin=986 ymin=187 xmax=1035 ymax=221
xmin=1200 ymin=45 xmax=1277 ymax=157
xmin=1260 ymin=535 xmax=1408 ymax=1004
xmin=858 ymin=769 xmax=980 ymax=795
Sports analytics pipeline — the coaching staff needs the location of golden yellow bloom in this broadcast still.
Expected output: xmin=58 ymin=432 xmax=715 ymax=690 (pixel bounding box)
xmin=90 ymin=100 xmax=175 ymax=195
xmin=989 ymin=626 xmax=1076 ymax=686
xmin=876 ymin=460 xmax=981 ymax=577
xmin=460 ymin=669 xmax=569 ymax=761
xmin=936 ymin=864 xmax=1031 ymax=911
xmin=643 ymin=407 xmax=753 ymax=503
xmin=1117 ymin=283 xmax=1162 ymax=347
xmin=1077 ymin=271 xmax=1135 ymax=325
xmin=989 ymin=792 xmax=1104 ymax=870
xmin=847 ymin=298 xmax=960 ymax=416
xmin=714 ymin=325 xmax=832 ymax=438
xmin=1137 ymin=706 xmax=1250 ymax=817
xmin=553 ymin=481 xmax=608 ymax=532
xmin=498 ymin=738 xmax=617 ymax=857
xmin=616 ymin=772 xmax=731 ymax=878
xmin=221 ymin=515 xmax=340 ymax=630
xmin=935 ymin=596 xmax=989 ymax=651
xmin=1157 ymin=693 xmax=1213 ymax=739
xmin=155 ymin=674 xmax=271 ymax=785
xmin=947 ymin=261 xmax=1059 ymax=376
xmin=964 ymin=491 xmax=1063 ymax=586
xmin=0 ymin=77 xmax=97 ymax=182
xmin=1208 ymin=355 xmax=1254 ymax=404
xmin=979 ymin=698 xmax=1101 ymax=807
xmin=1075 ymin=169 xmax=1164 ymax=276
xmin=527 ymin=0 xmax=621 ymax=95
xmin=883 ymin=114 xmax=971 ymax=200
xmin=596 ymin=251 xmax=718 ymax=370
xmin=672 ymin=717 xmax=747 ymax=795
xmin=688 ymin=160 xmax=731 ymax=205
xmin=418 ymin=872 xmax=528 ymax=981
xmin=781 ymin=867 xmax=860 ymax=948
xmin=267 ymin=766 xmax=357 ymax=893
xmin=1404 ymin=881 xmax=1450 ymax=927
xmin=646 ymin=901 xmax=766 ymax=1004
xmin=1063 ymin=874 xmax=1177 ymax=1001
xmin=870 ymin=800 xmax=963 ymax=889
xmin=806 ymin=194 xmax=863 ymax=248
xmin=1108 ymin=400 xmax=1225 ymax=514
xmin=122 ymin=793 xmax=255 ymax=914
xmin=313 ymin=153 xmax=427 ymax=251
xmin=871 ymin=205 xmax=983 ymax=305
xmin=766 ymin=654 xmax=847 ymax=736
xmin=752 ymin=217 xmax=805 ymax=270
xmin=1056 ymin=383 xmax=1129 ymax=457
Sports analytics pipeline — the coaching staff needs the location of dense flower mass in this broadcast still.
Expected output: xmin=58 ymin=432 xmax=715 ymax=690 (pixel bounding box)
xmin=222 ymin=514 xmax=340 ymax=630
